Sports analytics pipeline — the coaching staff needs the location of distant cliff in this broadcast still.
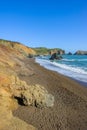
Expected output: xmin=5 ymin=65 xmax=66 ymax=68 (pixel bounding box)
xmin=74 ymin=50 xmax=87 ymax=55
xmin=33 ymin=47 xmax=65 ymax=55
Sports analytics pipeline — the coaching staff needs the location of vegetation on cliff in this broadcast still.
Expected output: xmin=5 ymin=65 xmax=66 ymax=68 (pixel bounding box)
xmin=33 ymin=47 xmax=65 ymax=55
xmin=0 ymin=39 xmax=65 ymax=56
xmin=0 ymin=39 xmax=36 ymax=56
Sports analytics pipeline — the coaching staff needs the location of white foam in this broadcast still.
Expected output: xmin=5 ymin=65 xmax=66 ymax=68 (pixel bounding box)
xmin=62 ymin=59 xmax=87 ymax=62
xmin=35 ymin=58 xmax=87 ymax=83
xmin=62 ymin=59 xmax=75 ymax=61
xmin=51 ymin=62 xmax=87 ymax=74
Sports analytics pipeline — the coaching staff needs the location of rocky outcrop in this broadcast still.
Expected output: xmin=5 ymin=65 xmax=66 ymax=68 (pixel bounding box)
xmin=0 ymin=39 xmax=54 ymax=130
xmin=67 ymin=52 xmax=72 ymax=55
xmin=57 ymin=50 xmax=65 ymax=55
xmin=49 ymin=49 xmax=64 ymax=60
xmin=0 ymin=72 xmax=54 ymax=129
xmin=21 ymin=84 xmax=54 ymax=107
xmin=5 ymin=74 xmax=54 ymax=107
xmin=74 ymin=50 xmax=87 ymax=55
xmin=50 ymin=49 xmax=65 ymax=55
xmin=49 ymin=52 xmax=63 ymax=60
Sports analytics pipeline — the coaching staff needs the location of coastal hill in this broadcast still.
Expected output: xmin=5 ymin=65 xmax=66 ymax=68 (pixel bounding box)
xmin=33 ymin=47 xmax=65 ymax=55
xmin=0 ymin=39 xmax=36 ymax=56
xmin=0 ymin=39 xmax=54 ymax=130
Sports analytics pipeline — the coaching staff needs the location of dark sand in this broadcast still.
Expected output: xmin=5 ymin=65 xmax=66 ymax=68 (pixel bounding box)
xmin=13 ymin=58 xmax=87 ymax=130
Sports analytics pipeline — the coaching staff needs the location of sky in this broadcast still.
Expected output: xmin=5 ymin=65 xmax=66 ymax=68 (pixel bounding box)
xmin=0 ymin=0 xmax=87 ymax=52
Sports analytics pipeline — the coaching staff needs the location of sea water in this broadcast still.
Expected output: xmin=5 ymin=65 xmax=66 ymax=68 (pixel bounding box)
xmin=35 ymin=55 xmax=87 ymax=84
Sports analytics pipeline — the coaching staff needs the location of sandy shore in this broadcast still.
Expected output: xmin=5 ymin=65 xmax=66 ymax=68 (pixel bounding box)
xmin=72 ymin=79 xmax=87 ymax=88
xmin=13 ymin=58 xmax=87 ymax=130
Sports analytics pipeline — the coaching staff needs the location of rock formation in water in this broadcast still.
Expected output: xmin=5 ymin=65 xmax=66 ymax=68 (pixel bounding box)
xmin=49 ymin=52 xmax=63 ymax=60
xmin=49 ymin=49 xmax=63 ymax=60
xmin=0 ymin=39 xmax=54 ymax=130
xmin=74 ymin=50 xmax=87 ymax=55
xmin=67 ymin=52 xmax=72 ymax=55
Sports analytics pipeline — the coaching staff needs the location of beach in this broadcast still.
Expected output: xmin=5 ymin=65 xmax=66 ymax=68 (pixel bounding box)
xmin=13 ymin=58 xmax=87 ymax=130
xmin=1 ymin=0 xmax=87 ymax=129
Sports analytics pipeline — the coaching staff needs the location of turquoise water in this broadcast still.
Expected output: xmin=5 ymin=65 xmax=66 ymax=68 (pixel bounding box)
xmin=36 ymin=55 xmax=87 ymax=83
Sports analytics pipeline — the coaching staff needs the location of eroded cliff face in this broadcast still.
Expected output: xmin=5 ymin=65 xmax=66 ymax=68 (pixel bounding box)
xmin=0 ymin=40 xmax=54 ymax=130
xmin=0 ymin=39 xmax=36 ymax=56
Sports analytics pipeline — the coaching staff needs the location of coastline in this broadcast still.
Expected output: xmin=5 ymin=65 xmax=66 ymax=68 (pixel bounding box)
xmin=36 ymin=58 xmax=87 ymax=88
xmin=36 ymin=57 xmax=87 ymax=88
xmin=13 ymin=58 xmax=87 ymax=130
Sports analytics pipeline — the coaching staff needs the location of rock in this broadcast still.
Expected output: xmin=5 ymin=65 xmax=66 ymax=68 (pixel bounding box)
xmin=21 ymin=84 xmax=54 ymax=107
xmin=57 ymin=50 xmax=65 ymax=55
xmin=0 ymin=88 xmax=37 ymax=130
xmin=49 ymin=49 xmax=64 ymax=60
xmin=5 ymin=74 xmax=54 ymax=108
xmin=0 ymin=74 xmax=54 ymax=129
xmin=50 ymin=49 xmax=65 ymax=55
xmin=67 ymin=52 xmax=72 ymax=55
xmin=49 ymin=53 xmax=63 ymax=60
xmin=74 ymin=50 xmax=87 ymax=55
xmin=28 ymin=53 xmax=34 ymax=58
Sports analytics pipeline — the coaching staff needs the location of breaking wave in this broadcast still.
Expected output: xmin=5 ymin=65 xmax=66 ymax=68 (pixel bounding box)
xmin=35 ymin=58 xmax=87 ymax=83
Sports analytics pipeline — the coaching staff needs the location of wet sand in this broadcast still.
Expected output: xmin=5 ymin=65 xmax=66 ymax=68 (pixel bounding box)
xmin=13 ymin=58 xmax=87 ymax=130
xmin=72 ymin=79 xmax=87 ymax=88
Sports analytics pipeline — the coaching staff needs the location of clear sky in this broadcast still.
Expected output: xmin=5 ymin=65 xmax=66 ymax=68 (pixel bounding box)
xmin=0 ymin=0 xmax=87 ymax=52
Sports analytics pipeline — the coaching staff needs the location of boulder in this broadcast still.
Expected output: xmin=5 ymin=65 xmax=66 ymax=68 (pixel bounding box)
xmin=2 ymin=74 xmax=54 ymax=108
xmin=21 ymin=84 xmax=54 ymax=107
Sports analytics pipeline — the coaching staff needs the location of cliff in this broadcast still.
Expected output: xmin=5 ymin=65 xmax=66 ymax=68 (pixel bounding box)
xmin=0 ymin=39 xmax=54 ymax=130
xmin=74 ymin=50 xmax=87 ymax=55
xmin=33 ymin=47 xmax=65 ymax=55
xmin=0 ymin=39 xmax=36 ymax=56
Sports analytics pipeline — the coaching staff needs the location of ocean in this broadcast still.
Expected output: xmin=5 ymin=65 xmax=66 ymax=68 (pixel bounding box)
xmin=35 ymin=55 xmax=87 ymax=85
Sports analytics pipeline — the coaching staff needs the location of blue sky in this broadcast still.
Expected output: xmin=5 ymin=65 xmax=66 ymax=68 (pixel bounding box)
xmin=0 ymin=0 xmax=87 ymax=52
